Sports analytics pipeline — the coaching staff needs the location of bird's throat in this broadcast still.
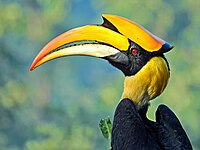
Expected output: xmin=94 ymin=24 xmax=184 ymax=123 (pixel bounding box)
xmin=121 ymin=57 xmax=170 ymax=109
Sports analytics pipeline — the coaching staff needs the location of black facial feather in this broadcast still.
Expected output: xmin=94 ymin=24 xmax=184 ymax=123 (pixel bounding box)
xmin=106 ymin=41 xmax=150 ymax=76
xmin=105 ymin=40 xmax=169 ymax=76
xmin=123 ymin=41 xmax=152 ymax=76
xmin=100 ymin=15 xmax=171 ymax=76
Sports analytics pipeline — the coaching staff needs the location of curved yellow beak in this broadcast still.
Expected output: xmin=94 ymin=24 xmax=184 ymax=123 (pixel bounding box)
xmin=30 ymin=25 xmax=129 ymax=71
xmin=30 ymin=14 xmax=171 ymax=71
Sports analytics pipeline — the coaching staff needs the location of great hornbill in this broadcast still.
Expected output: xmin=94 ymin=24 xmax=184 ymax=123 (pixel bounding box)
xmin=30 ymin=14 xmax=192 ymax=149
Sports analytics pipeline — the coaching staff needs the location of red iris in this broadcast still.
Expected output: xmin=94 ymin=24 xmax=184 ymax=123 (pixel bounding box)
xmin=131 ymin=48 xmax=138 ymax=55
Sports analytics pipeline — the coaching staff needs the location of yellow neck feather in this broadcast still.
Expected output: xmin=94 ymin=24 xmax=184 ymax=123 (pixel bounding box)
xmin=121 ymin=56 xmax=170 ymax=107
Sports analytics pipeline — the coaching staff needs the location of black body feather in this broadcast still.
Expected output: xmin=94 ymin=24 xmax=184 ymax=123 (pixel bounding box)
xmin=111 ymin=99 xmax=192 ymax=150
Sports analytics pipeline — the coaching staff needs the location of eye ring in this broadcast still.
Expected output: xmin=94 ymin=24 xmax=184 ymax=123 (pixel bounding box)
xmin=131 ymin=48 xmax=138 ymax=55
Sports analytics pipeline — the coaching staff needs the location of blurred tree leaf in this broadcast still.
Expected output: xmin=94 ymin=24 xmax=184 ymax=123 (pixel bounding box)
xmin=0 ymin=81 xmax=28 ymax=108
xmin=99 ymin=117 xmax=112 ymax=140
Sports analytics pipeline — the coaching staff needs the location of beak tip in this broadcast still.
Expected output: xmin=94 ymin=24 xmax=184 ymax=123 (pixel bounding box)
xmin=29 ymin=65 xmax=34 ymax=71
xmin=30 ymin=55 xmax=42 ymax=71
xmin=30 ymin=61 xmax=37 ymax=71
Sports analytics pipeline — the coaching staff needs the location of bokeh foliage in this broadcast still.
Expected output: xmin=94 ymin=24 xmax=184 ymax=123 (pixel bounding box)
xmin=0 ymin=0 xmax=199 ymax=149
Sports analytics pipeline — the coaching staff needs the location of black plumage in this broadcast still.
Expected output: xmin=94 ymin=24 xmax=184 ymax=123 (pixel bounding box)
xmin=111 ymin=99 xmax=192 ymax=150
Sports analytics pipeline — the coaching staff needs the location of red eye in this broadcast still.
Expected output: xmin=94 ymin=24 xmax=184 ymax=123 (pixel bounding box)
xmin=131 ymin=48 xmax=138 ymax=55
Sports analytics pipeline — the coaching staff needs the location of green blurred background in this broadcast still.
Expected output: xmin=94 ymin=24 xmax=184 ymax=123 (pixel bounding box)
xmin=0 ymin=0 xmax=200 ymax=149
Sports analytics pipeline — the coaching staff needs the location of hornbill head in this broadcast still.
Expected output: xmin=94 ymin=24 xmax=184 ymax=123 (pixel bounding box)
xmin=30 ymin=14 xmax=173 ymax=109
